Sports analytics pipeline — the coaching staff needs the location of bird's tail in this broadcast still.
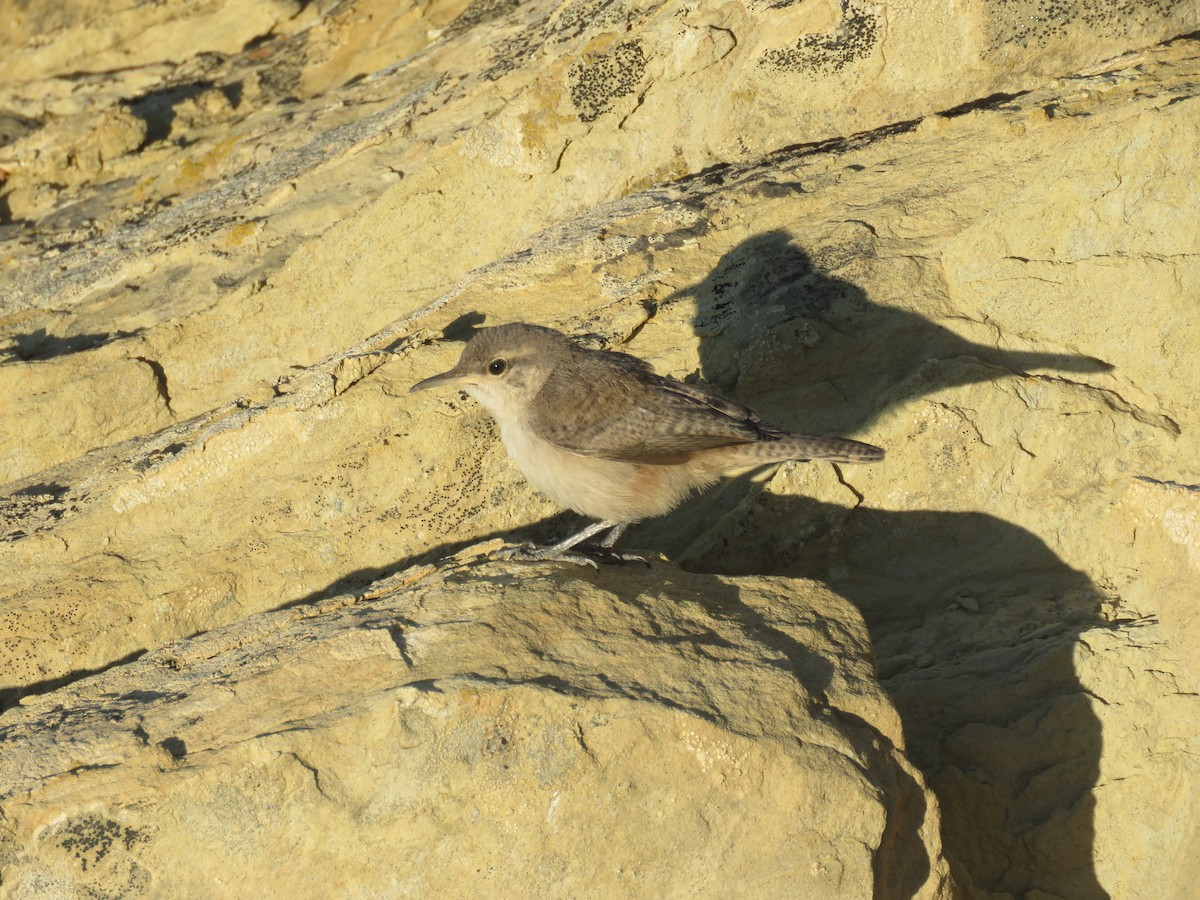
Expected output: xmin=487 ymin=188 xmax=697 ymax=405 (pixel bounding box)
xmin=712 ymin=433 xmax=885 ymax=468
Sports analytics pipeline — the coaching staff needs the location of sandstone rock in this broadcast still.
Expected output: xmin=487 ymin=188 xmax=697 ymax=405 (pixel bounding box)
xmin=1 ymin=1 xmax=1198 ymax=897
xmin=0 ymin=558 xmax=953 ymax=898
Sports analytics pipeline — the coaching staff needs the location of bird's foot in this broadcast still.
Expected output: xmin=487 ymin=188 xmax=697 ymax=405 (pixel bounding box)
xmin=490 ymin=543 xmax=653 ymax=568
xmin=491 ymin=542 xmax=599 ymax=569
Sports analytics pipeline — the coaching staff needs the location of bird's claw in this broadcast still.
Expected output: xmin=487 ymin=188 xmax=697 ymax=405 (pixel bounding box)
xmin=596 ymin=549 xmax=651 ymax=567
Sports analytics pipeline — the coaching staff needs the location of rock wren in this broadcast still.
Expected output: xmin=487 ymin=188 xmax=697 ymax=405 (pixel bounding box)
xmin=411 ymin=323 xmax=883 ymax=564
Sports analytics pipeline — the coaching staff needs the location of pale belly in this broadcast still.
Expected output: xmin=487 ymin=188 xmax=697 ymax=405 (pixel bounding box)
xmin=499 ymin=423 xmax=707 ymax=523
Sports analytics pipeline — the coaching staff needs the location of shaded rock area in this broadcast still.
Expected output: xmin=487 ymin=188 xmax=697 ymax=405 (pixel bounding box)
xmin=2 ymin=0 xmax=1199 ymax=897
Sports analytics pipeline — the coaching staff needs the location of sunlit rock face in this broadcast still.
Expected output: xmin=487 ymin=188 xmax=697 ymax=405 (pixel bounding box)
xmin=1 ymin=2 xmax=1198 ymax=897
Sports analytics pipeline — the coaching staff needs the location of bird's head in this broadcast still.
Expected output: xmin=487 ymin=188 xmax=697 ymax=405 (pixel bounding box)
xmin=410 ymin=323 xmax=571 ymax=423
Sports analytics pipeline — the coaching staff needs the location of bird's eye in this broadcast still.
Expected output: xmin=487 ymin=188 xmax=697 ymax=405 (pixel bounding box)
xmin=488 ymin=358 xmax=507 ymax=375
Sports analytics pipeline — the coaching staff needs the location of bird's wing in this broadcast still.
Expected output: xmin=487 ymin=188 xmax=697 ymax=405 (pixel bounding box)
xmin=529 ymin=351 xmax=780 ymax=461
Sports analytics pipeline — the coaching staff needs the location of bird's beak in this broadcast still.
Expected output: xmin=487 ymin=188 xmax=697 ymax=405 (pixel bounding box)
xmin=410 ymin=369 xmax=476 ymax=393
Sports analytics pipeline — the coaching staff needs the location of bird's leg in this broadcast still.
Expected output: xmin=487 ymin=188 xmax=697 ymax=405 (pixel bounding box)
xmin=551 ymin=519 xmax=619 ymax=552
xmin=491 ymin=519 xmax=617 ymax=568
xmin=599 ymin=522 xmax=628 ymax=548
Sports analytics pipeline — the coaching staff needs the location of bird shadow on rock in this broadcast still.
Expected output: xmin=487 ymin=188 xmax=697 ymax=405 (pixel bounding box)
xmin=665 ymin=227 xmax=1110 ymax=436
xmin=631 ymin=230 xmax=1116 ymax=898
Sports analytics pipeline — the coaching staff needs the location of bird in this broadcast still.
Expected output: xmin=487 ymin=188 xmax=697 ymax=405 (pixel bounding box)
xmin=411 ymin=323 xmax=883 ymax=565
